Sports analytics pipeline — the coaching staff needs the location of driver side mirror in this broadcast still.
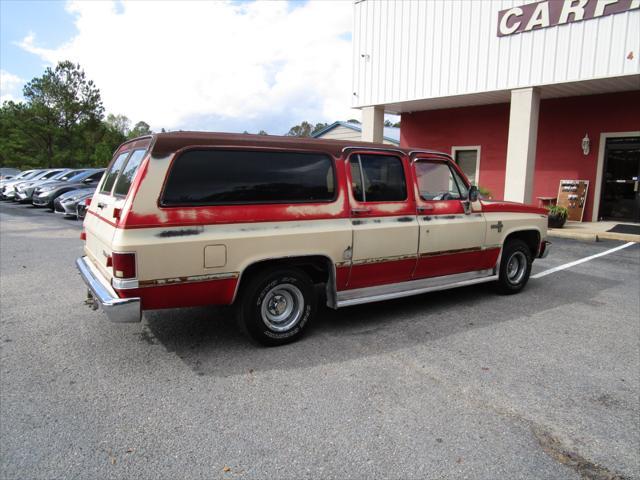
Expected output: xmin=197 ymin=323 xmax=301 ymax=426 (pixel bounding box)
xmin=468 ymin=185 xmax=479 ymax=203
xmin=83 ymin=178 xmax=93 ymax=184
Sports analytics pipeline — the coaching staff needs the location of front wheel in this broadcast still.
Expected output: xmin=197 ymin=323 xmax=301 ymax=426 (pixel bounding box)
xmin=496 ymin=239 xmax=532 ymax=294
xmin=236 ymin=268 xmax=316 ymax=346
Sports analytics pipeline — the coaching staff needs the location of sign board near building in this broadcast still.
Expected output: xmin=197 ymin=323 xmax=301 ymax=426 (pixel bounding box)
xmin=498 ymin=0 xmax=640 ymax=37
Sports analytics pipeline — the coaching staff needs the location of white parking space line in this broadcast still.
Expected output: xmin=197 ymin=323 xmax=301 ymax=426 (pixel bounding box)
xmin=532 ymin=242 xmax=636 ymax=279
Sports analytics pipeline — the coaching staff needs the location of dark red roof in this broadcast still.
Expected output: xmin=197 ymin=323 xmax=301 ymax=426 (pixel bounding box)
xmin=126 ymin=131 xmax=447 ymax=158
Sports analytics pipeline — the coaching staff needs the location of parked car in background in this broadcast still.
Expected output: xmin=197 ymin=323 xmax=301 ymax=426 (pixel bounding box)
xmin=15 ymin=169 xmax=76 ymax=203
xmin=1 ymin=169 xmax=47 ymax=200
xmin=0 ymin=168 xmax=21 ymax=180
xmin=76 ymin=198 xmax=90 ymax=220
xmin=53 ymin=188 xmax=95 ymax=218
xmin=10 ymin=169 xmax=66 ymax=202
xmin=0 ymin=170 xmax=35 ymax=191
xmin=32 ymin=169 xmax=104 ymax=209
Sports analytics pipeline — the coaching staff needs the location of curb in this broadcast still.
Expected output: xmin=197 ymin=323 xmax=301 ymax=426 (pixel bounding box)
xmin=548 ymin=229 xmax=640 ymax=243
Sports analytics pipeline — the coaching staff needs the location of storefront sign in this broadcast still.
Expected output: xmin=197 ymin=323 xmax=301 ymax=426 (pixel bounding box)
xmin=498 ymin=0 xmax=639 ymax=37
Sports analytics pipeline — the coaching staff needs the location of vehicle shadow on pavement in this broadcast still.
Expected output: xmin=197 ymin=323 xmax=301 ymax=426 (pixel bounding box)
xmin=143 ymin=270 xmax=619 ymax=377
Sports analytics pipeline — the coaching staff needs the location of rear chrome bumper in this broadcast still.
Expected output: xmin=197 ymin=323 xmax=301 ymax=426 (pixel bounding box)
xmin=538 ymin=240 xmax=551 ymax=258
xmin=76 ymin=256 xmax=141 ymax=323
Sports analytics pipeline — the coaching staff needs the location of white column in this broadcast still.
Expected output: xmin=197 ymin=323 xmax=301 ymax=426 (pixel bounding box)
xmin=504 ymin=87 xmax=540 ymax=203
xmin=361 ymin=106 xmax=385 ymax=143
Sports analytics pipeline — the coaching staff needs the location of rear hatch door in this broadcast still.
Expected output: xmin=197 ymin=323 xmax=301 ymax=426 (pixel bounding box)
xmin=84 ymin=139 xmax=151 ymax=279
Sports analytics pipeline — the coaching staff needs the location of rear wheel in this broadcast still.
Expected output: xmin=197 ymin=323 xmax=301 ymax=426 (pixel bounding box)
xmin=496 ymin=239 xmax=532 ymax=294
xmin=236 ymin=267 xmax=316 ymax=346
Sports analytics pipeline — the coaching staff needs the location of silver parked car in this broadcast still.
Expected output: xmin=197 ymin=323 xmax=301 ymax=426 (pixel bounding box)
xmin=15 ymin=169 xmax=78 ymax=203
xmin=0 ymin=170 xmax=43 ymax=200
xmin=53 ymin=188 xmax=95 ymax=218
xmin=9 ymin=169 xmax=65 ymax=201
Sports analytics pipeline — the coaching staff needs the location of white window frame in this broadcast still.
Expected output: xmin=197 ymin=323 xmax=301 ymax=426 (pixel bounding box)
xmin=592 ymin=131 xmax=640 ymax=222
xmin=451 ymin=146 xmax=481 ymax=186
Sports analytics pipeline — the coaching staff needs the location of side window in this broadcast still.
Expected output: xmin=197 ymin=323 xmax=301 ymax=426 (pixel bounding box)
xmin=113 ymin=150 xmax=145 ymax=196
xmin=162 ymin=150 xmax=335 ymax=205
xmin=349 ymin=154 xmax=407 ymax=202
xmin=100 ymin=152 xmax=130 ymax=194
xmin=414 ymin=161 xmax=468 ymax=201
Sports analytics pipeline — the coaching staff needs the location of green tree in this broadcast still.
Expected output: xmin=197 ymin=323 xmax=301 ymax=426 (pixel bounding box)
xmin=286 ymin=121 xmax=329 ymax=137
xmin=0 ymin=101 xmax=43 ymax=168
xmin=105 ymin=113 xmax=130 ymax=136
xmin=128 ymin=120 xmax=152 ymax=139
xmin=258 ymin=130 xmax=268 ymax=135
xmin=347 ymin=118 xmax=361 ymax=124
xmin=21 ymin=61 xmax=105 ymax=167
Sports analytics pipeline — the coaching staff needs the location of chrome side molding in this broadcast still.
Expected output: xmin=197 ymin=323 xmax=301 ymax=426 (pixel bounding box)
xmin=336 ymin=269 xmax=496 ymax=308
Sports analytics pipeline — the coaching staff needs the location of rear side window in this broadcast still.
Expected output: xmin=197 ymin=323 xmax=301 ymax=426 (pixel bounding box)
xmin=162 ymin=150 xmax=335 ymax=206
xmin=349 ymin=154 xmax=407 ymax=202
xmin=114 ymin=150 xmax=145 ymax=196
xmin=100 ymin=152 xmax=129 ymax=194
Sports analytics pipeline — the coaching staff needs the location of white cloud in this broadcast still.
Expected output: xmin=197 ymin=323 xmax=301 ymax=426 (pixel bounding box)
xmin=0 ymin=70 xmax=24 ymax=103
xmin=17 ymin=0 xmax=358 ymax=133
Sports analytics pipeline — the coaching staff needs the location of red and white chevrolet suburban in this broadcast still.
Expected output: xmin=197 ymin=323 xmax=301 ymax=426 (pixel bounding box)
xmin=77 ymin=132 xmax=550 ymax=345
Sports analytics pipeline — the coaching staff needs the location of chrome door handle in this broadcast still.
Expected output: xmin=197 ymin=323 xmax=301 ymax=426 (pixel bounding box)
xmin=97 ymin=202 xmax=106 ymax=210
xmin=351 ymin=207 xmax=371 ymax=215
xmin=417 ymin=205 xmax=434 ymax=213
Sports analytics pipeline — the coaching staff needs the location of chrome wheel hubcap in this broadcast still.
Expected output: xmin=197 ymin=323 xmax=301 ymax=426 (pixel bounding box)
xmin=261 ymin=283 xmax=304 ymax=332
xmin=506 ymin=251 xmax=527 ymax=285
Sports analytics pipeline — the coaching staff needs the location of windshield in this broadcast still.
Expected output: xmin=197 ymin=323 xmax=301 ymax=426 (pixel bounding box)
xmin=20 ymin=171 xmax=42 ymax=180
xmin=59 ymin=169 xmax=87 ymax=181
xmin=67 ymin=170 xmax=93 ymax=182
xmin=50 ymin=170 xmax=73 ymax=181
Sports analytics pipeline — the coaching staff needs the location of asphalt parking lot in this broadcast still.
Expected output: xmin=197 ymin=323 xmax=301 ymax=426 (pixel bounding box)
xmin=1 ymin=201 xmax=638 ymax=480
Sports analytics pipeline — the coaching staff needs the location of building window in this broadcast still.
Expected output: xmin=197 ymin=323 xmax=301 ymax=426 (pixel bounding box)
xmin=452 ymin=146 xmax=480 ymax=186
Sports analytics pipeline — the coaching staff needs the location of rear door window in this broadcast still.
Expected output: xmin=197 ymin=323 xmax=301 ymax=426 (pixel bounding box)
xmin=349 ymin=154 xmax=407 ymax=202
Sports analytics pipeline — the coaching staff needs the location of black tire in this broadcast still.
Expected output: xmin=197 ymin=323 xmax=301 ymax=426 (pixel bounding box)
xmin=496 ymin=239 xmax=532 ymax=294
xmin=236 ymin=267 xmax=316 ymax=346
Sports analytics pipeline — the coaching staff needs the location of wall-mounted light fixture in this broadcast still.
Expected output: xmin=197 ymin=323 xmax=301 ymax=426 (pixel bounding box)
xmin=581 ymin=133 xmax=590 ymax=156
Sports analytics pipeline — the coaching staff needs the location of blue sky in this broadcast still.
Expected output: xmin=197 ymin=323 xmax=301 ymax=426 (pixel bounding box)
xmin=1 ymin=0 xmax=359 ymax=134
xmin=1 ymin=1 xmax=76 ymax=91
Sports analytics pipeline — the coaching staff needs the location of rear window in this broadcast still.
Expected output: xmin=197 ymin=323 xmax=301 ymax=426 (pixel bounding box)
xmin=161 ymin=149 xmax=335 ymax=206
xmin=113 ymin=150 xmax=145 ymax=196
xmin=100 ymin=149 xmax=146 ymax=196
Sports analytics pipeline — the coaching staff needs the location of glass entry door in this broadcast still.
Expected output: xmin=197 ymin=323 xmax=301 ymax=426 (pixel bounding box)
xmin=599 ymin=137 xmax=640 ymax=222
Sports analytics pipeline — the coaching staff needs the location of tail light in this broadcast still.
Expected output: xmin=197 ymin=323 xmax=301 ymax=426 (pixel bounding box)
xmin=84 ymin=198 xmax=92 ymax=206
xmin=80 ymin=230 xmax=86 ymax=241
xmin=112 ymin=252 xmax=136 ymax=279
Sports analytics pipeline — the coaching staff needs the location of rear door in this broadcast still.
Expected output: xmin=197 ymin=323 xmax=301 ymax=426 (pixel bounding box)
xmin=345 ymin=151 xmax=419 ymax=289
xmin=84 ymin=142 xmax=149 ymax=278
